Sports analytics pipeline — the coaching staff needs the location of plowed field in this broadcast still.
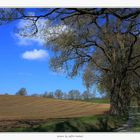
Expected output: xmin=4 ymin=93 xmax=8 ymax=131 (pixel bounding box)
xmin=0 ymin=95 xmax=110 ymax=120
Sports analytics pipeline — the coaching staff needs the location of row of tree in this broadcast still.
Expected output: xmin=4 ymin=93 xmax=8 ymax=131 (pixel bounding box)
xmin=14 ymin=88 xmax=99 ymax=100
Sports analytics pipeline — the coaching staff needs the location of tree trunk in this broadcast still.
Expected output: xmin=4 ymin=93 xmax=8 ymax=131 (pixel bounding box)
xmin=109 ymin=78 xmax=130 ymax=116
xmin=110 ymin=95 xmax=130 ymax=116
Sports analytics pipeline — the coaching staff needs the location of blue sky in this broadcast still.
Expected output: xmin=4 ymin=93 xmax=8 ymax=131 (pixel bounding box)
xmin=0 ymin=19 xmax=88 ymax=95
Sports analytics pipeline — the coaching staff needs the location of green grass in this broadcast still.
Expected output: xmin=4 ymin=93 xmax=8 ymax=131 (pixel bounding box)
xmin=9 ymin=115 xmax=127 ymax=132
xmin=129 ymin=117 xmax=140 ymax=132
xmin=83 ymin=98 xmax=110 ymax=104
xmin=131 ymin=126 xmax=140 ymax=132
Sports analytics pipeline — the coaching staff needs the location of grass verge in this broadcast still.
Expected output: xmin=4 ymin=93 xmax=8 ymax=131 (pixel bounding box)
xmin=9 ymin=115 xmax=127 ymax=132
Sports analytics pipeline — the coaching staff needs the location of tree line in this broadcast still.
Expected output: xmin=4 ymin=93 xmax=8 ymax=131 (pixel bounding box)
xmin=5 ymin=88 xmax=105 ymax=100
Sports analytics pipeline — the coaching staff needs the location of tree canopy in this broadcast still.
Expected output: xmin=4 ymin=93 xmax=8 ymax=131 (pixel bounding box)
xmin=16 ymin=88 xmax=27 ymax=96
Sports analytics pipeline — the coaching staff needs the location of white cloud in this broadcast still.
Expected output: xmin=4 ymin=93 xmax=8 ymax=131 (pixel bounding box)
xmin=15 ymin=18 xmax=70 ymax=47
xmin=22 ymin=49 xmax=49 ymax=60
xmin=15 ymin=19 xmax=49 ymax=46
xmin=16 ymin=37 xmax=33 ymax=46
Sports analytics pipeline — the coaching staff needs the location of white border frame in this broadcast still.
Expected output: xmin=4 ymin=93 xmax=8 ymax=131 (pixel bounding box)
xmin=1 ymin=133 xmax=140 ymax=140
xmin=0 ymin=1 xmax=139 ymax=140
xmin=0 ymin=0 xmax=139 ymax=7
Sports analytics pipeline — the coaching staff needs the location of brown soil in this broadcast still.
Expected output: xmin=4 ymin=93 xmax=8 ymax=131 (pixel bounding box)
xmin=0 ymin=95 xmax=109 ymax=120
xmin=0 ymin=95 xmax=110 ymax=131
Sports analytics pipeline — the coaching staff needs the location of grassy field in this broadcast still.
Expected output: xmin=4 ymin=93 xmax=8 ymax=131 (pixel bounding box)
xmin=83 ymin=98 xmax=110 ymax=104
xmin=9 ymin=115 xmax=127 ymax=132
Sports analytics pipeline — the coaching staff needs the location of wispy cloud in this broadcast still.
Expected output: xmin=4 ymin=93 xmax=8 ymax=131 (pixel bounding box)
xmin=15 ymin=18 xmax=70 ymax=47
xmin=15 ymin=18 xmax=49 ymax=46
xmin=22 ymin=49 xmax=49 ymax=60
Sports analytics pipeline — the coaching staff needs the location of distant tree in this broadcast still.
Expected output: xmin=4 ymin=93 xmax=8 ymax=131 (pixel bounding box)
xmin=63 ymin=92 xmax=68 ymax=100
xmin=74 ymin=90 xmax=81 ymax=100
xmin=16 ymin=88 xmax=27 ymax=96
xmin=48 ymin=91 xmax=54 ymax=98
xmin=68 ymin=91 xmax=74 ymax=100
xmin=31 ymin=93 xmax=39 ymax=97
xmin=41 ymin=92 xmax=48 ymax=98
xmin=68 ymin=90 xmax=81 ymax=100
xmin=42 ymin=91 xmax=54 ymax=98
xmin=54 ymin=89 xmax=63 ymax=99
xmin=47 ymin=92 xmax=54 ymax=98
xmin=82 ymin=90 xmax=90 ymax=100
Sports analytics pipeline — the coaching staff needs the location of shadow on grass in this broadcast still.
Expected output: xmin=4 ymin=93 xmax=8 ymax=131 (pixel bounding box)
xmin=9 ymin=115 xmax=128 ymax=132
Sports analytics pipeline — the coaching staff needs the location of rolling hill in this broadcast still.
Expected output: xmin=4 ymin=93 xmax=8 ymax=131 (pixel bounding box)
xmin=0 ymin=95 xmax=110 ymax=120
